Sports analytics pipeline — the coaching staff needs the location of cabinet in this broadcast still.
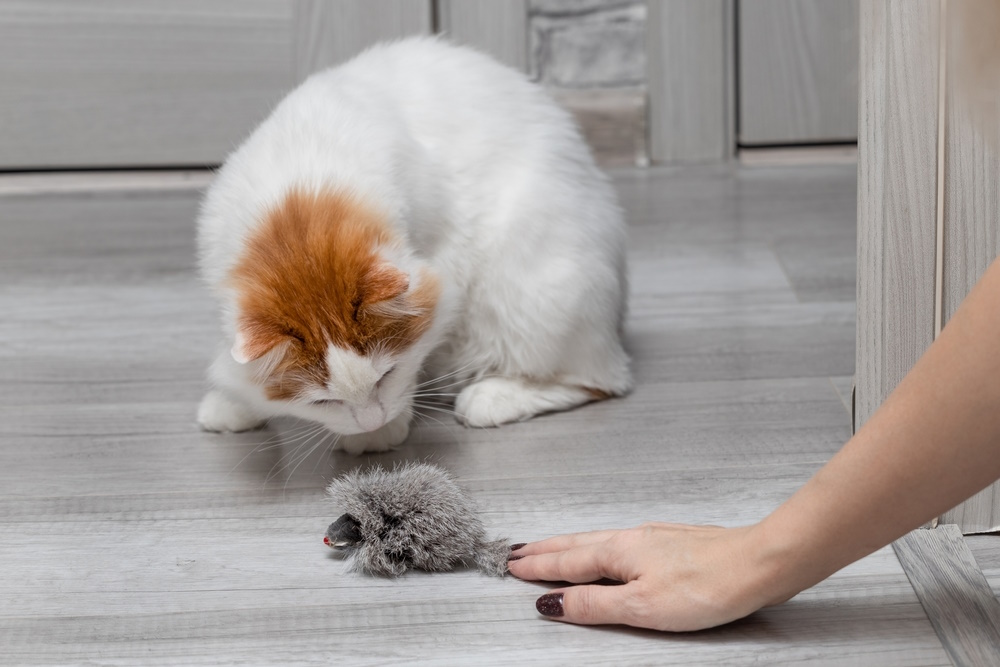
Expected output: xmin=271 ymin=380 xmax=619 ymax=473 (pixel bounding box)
xmin=857 ymin=0 xmax=1000 ymax=533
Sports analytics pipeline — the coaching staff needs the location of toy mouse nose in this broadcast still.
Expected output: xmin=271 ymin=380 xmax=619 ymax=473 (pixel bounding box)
xmin=326 ymin=513 xmax=362 ymax=549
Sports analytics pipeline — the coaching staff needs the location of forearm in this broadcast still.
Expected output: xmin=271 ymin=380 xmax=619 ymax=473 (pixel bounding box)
xmin=509 ymin=259 xmax=1000 ymax=631
xmin=753 ymin=257 xmax=1000 ymax=603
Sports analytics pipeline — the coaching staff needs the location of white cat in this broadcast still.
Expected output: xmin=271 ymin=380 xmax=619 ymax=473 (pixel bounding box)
xmin=196 ymin=37 xmax=631 ymax=454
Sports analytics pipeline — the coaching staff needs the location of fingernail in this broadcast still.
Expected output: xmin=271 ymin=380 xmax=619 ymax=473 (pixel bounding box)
xmin=507 ymin=554 xmax=525 ymax=562
xmin=510 ymin=543 xmax=527 ymax=551
xmin=536 ymin=593 xmax=564 ymax=618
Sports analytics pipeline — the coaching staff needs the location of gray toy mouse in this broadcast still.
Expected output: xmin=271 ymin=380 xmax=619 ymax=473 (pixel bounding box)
xmin=324 ymin=463 xmax=511 ymax=577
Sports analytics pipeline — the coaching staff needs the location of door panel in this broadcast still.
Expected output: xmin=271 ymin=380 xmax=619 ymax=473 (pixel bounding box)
xmin=437 ymin=0 xmax=527 ymax=72
xmin=0 ymin=0 xmax=296 ymax=169
xmin=0 ymin=0 xmax=435 ymax=169
xmin=295 ymin=0 xmax=432 ymax=78
xmin=739 ymin=0 xmax=859 ymax=145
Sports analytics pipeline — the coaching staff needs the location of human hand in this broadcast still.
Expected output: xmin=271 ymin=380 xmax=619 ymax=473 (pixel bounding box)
xmin=507 ymin=522 xmax=792 ymax=632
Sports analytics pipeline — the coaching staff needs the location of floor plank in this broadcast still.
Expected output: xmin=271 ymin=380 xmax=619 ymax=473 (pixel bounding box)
xmin=966 ymin=535 xmax=1000 ymax=600
xmin=894 ymin=526 xmax=1000 ymax=666
xmin=0 ymin=165 xmax=954 ymax=665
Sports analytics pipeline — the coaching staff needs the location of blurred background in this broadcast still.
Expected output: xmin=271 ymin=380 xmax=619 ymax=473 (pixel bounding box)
xmin=0 ymin=0 xmax=858 ymax=170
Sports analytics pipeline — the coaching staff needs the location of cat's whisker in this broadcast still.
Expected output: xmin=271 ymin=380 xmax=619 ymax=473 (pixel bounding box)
xmin=269 ymin=421 xmax=322 ymax=440
xmin=415 ymin=360 xmax=479 ymax=388
xmin=408 ymin=391 xmax=460 ymax=399
xmin=266 ymin=441 xmax=320 ymax=493
xmin=227 ymin=422 xmax=321 ymax=474
xmin=311 ymin=433 xmax=342 ymax=474
xmin=253 ymin=423 xmax=325 ymax=453
xmin=287 ymin=424 xmax=330 ymax=461
xmin=414 ymin=377 xmax=472 ymax=393
xmin=280 ymin=427 xmax=331 ymax=456
xmin=264 ymin=426 xmax=326 ymax=487
xmin=415 ymin=370 xmax=506 ymax=393
xmin=283 ymin=429 xmax=333 ymax=494
xmin=411 ymin=398 xmax=457 ymax=407
xmin=412 ymin=410 xmax=452 ymax=431
xmin=411 ymin=402 xmax=461 ymax=419
xmin=415 ymin=375 xmax=466 ymax=391
xmin=410 ymin=403 xmax=461 ymax=431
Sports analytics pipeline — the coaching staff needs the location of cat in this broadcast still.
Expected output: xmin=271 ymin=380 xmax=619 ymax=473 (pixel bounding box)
xmin=196 ymin=37 xmax=632 ymax=454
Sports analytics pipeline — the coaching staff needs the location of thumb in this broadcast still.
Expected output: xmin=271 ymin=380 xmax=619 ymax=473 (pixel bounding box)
xmin=536 ymin=583 xmax=643 ymax=626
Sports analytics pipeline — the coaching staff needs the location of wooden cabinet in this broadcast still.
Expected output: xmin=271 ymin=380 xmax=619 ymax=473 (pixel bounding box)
xmin=857 ymin=0 xmax=1000 ymax=533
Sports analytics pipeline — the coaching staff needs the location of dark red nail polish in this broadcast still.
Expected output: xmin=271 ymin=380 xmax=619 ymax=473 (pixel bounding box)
xmin=536 ymin=593 xmax=564 ymax=617
xmin=323 ymin=536 xmax=330 ymax=545
xmin=510 ymin=543 xmax=527 ymax=551
xmin=508 ymin=554 xmax=525 ymax=562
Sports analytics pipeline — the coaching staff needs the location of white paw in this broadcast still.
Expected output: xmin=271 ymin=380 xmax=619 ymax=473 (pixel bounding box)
xmin=455 ymin=377 xmax=534 ymax=428
xmin=337 ymin=412 xmax=411 ymax=455
xmin=197 ymin=390 xmax=265 ymax=433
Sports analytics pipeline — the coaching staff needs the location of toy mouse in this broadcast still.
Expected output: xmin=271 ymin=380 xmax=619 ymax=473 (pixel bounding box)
xmin=324 ymin=463 xmax=511 ymax=577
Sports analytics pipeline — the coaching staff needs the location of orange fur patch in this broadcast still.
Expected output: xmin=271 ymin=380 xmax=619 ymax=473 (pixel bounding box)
xmin=229 ymin=189 xmax=440 ymax=401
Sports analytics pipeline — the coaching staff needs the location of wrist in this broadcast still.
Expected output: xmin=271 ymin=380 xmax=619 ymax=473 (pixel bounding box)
xmin=742 ymin=519 xmax=820 ymax=607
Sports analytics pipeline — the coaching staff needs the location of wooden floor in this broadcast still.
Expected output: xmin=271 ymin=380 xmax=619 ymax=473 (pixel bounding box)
xmin=0 ymin=165 xmax=994 ymax=665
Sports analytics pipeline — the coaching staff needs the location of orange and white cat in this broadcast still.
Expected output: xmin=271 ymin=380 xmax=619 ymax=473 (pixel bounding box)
xmin=196 ymin=38 xmax=631 ymax=454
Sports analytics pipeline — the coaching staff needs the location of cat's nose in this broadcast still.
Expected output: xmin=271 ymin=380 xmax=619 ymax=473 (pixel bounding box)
xmin=352 ymin=403 xmax=386 ymax=432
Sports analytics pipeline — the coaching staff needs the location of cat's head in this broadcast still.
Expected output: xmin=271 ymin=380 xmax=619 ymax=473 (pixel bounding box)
xmin=226 ymin=189 xmax=443 ymax=434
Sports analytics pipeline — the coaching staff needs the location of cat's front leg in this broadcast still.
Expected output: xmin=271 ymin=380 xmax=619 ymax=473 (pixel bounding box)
xmin=197 ymin=390 xmax=266 ymax=433
xmin=455 ymin=377 xmax=595 ymax=428
xmin=337 ymin=407 xmax=412 ymax=455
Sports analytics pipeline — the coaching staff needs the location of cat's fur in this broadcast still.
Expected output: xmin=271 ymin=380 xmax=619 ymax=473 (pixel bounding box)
xmin=196 ymin=37 xmax=631 ymax=453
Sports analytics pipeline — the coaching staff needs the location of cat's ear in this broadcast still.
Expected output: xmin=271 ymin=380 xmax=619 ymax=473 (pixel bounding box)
xmin=361 ymin=262 xmax=410 ymax=308
xmin=231 ymin=327 xmax=286 ymax=364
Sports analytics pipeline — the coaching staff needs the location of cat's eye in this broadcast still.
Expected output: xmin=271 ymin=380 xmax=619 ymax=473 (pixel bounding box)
xmin=311 ymin=398 xmax=344 ymax=406
xmin=283 ymin=328 xmax=306 ymax=345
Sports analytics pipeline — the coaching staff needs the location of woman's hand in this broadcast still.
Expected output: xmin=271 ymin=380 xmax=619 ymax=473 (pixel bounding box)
xmin=507 ymin=522 xmax=793 ymax=632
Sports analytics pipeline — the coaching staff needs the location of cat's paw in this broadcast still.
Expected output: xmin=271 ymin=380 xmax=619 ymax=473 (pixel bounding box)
xmin=338 ymin=413 xmax=411 ymax=455
xmin=197 ymin=390 xmax=266 ymax=433
xmin=455 ymin=377 xmax=594 ymax=427
xmin=455 ymin=377 xmax=534 ymax=428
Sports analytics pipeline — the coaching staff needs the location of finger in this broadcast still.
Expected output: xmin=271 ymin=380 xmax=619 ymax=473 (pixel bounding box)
xmin=508 ymin=542 xmax=630 ymax=583
xmin=537 ymin=583 xmax=645 ymax=627
xmin=510 ymin=529 xmax=620 ymax=556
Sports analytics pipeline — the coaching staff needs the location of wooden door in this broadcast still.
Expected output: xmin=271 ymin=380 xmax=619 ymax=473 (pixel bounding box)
xmin=738 ymin=0 xmax=859 ymax=146
xmin=0 ymin=0 xmax=433 ymax=169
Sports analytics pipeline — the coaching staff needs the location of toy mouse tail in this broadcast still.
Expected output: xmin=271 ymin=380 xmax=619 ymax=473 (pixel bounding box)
xmin=474 ymin=538 xmax=513 ymax=577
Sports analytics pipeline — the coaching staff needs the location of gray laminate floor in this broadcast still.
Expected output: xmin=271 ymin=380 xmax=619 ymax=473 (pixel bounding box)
xmin=0 ymin=165 xmax=973 ymax=665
